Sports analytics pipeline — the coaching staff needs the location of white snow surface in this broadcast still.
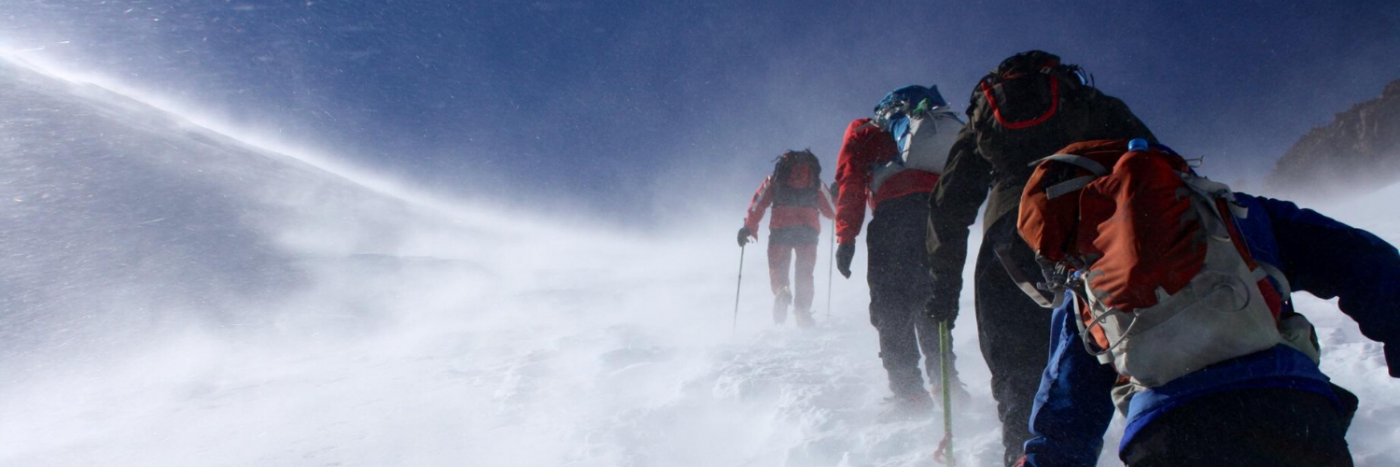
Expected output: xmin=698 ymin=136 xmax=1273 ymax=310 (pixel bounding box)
xmin=1 ymin=56 xmax=1397 ymax=467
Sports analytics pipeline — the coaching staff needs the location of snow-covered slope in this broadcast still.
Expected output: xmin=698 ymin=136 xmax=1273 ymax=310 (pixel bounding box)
xmin=1 ymin=57 xmax=1396 ymax=467
xmin=2 ymin=54 xmax=422 ymax=354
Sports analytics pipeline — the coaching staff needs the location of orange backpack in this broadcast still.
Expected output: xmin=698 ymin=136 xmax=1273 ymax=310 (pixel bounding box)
xmin=1018 ymin=139 xmax=1287 ymax=387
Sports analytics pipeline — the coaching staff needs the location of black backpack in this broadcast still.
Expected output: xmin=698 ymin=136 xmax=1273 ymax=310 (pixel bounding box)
xmin=978 ymin=50 xmax=1092 ymax=130
xmin=771 ymin=150 xmax=822 ymax=207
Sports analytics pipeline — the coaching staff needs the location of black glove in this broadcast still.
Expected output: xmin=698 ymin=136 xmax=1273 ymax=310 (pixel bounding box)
xmin=836 ymin=242 xmax=855 ymax=278
xmin=737 ymin=226 xmax=753 ymax=247
xmin=924 ymin=287 xmax=959 ymax=323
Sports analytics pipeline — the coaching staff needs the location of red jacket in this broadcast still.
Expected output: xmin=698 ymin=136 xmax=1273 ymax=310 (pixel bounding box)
xmin=834 ymin=118 xmax=941 ymax=244
xmin=744 ymin=175 xmax=835 ymax=239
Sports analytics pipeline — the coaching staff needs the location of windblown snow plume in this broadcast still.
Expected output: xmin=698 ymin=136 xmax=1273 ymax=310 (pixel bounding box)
xmin=1 ymin=56 xmax=1397 ymax=467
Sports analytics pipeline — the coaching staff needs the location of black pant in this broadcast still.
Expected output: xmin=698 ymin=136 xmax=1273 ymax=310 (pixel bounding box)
xmin=975 ymin=217 xmax=1053 ymax=466
xmin=867 ymin=193 xmax=955 ymax=397
xmin=1122 ymin=387 xmax=1356 ymax=467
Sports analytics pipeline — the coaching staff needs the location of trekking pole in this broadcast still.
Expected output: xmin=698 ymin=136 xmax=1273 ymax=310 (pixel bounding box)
xmin=933 ymin=320 xmax=956 ymax=466
xmin=733 ymin=244 xmax=746 ymax=333
xmin=826 ymin=218 xmax=835 ymax=320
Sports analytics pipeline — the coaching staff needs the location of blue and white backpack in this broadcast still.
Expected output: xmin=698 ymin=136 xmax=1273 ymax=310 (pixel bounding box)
xmin=869 ymin=85 xmax=964 ymax=194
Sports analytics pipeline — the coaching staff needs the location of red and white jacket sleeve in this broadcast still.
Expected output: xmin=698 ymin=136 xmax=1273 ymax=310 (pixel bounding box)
xmin=743 ymin=176 xmax=774 ymax=237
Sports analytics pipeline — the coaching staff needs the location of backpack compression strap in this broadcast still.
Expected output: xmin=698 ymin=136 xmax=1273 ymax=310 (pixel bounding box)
xmin=994 ymin=242 xmax=1057 ymax=309
xmin=1030 ymin=153 xmax=1110 ymax=200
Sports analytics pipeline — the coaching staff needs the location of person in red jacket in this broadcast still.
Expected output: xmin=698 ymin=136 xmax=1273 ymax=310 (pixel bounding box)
xmin=739 ymin=150 xmax=836 ymax=328
xmin=834 ymin=85 xmax=966 ymax=414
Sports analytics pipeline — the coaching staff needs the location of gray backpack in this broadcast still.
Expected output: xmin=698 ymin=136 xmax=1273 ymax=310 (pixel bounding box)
xmin=870 ymin=100 xmax=963 ymax=194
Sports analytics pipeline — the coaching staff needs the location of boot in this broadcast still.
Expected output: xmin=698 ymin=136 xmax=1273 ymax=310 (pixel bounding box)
xmin=792 ymin=308 xmax=816 ymax=329
xmin=878 ymin=390 xmax=934 ymax=421
xmin=772 ymin=288 xmax=792 ymax=325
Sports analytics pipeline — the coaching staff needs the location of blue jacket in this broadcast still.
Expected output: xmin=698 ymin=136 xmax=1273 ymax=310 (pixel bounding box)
xmin=1021 ymin=194 xmax=1400 ymax=467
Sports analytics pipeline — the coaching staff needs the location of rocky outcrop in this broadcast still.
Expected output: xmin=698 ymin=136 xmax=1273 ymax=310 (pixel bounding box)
xmin=1267 ymin=79 xmax=1400 ymax=199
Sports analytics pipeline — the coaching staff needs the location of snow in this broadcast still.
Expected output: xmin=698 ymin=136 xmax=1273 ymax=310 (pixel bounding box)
xmin=1 ymin=56 xmax=1397 ymax=467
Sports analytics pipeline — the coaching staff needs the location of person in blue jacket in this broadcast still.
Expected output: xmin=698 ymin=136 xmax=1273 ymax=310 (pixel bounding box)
xmin=1019 ymin=194 xmax=1400 ymax=467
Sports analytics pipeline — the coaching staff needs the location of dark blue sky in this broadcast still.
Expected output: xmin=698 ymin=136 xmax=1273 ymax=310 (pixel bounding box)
xmin=4 ymin=0 xmax=1398 ymax=225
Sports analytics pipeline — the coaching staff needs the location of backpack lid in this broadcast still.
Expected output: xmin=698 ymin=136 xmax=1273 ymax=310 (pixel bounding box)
xmin=875 ymin=85 xmax=949 ymax=114
xmin=979 ymin=50 xmax=1088 ymax=130
xmin=773 ymin=149 xmax=821 ymax=190
xmin=992 ymin=50 xmax=1063 ymax=78
xmin=875 ymin=85 xmax=951 ymax=135
xmin=1018 ymin=139 xmax=1189 ymax=263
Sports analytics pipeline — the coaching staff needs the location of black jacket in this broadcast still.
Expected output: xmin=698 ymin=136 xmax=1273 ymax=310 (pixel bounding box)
xmin=925 ymin=81 xmax=1155 ymax=309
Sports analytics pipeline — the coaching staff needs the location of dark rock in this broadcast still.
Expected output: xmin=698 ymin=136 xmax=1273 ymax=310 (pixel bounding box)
xmin=1267 ymin=79 xmax=1400 ymax=199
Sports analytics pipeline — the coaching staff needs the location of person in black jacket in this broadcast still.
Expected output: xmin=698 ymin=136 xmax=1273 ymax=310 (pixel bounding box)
xmin=924 ymin=50 xmax=1156 ymax=466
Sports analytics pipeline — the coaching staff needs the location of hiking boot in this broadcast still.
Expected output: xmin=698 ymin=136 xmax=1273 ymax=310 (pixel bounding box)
xmin=772 ymin=288 xmax=792 ymax=325
xmin=877 ymin=391 xmax=934 ymax=422
xmin=793 ymin=309 xmax=816 ymax=329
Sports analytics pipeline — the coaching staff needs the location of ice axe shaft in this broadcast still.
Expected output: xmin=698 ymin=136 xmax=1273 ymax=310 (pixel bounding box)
xmin=826 ymin=218 xmax=835 ymax=319
xmin=933 ymin=320 xmax=955 ymax=466
xmin=827 ymin=183 xmax=839 ymax=320
xmin=732 ymin=244 xmax=745 ymax=333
